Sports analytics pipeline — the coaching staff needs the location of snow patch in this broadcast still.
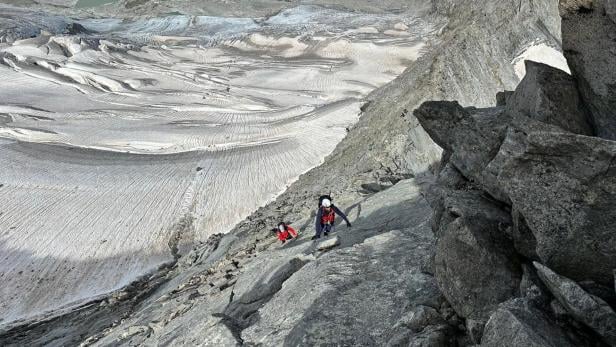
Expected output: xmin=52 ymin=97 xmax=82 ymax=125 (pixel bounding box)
xmin=513 ymin=43 xmax=570 ymax=79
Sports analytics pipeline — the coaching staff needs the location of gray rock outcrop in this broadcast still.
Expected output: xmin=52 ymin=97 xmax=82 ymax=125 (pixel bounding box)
xmin=414 ymin=102 xmax=508 ymax=187
xmin=505 ymin=61 xmax=592 ymax=136
xmin=501 ymin=132 xmax=616 ymax=284
xmin=414 ymin=1 xmax=616 ymax=345
xmin=481 ymin=298 xmax=577 ymax=347
xmin=418 ymin=81 xmax=616 ymax=347
xmin=433 ymin=189 xmax=520 ymax=322
xmin=560 ymin=0 xmax=616 ymax=140
xmin=534 ymin=262 xmax=616 ymax=346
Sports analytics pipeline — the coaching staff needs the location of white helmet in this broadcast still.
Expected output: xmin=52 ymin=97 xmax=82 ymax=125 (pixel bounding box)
xmin=321 ymin=198 xmax=332 ymax=207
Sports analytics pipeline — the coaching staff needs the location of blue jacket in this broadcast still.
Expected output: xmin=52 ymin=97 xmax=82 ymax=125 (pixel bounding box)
xmin=315 ymin=205 xmax=350 ymax=232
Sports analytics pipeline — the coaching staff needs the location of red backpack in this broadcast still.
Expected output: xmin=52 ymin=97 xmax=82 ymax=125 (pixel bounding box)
xmin=321 ymin=207 xmax=335 ymax=224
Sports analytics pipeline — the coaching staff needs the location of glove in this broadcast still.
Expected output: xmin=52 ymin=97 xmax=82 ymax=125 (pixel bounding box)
xmin=346 ymin=223 xmax=352 ymax=228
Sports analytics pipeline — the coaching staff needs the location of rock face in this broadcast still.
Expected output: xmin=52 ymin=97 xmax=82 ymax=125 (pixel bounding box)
xmin=500 ymin=132 xmax=616 ymax=284
xmin=419 ymin=92 xmax=616 ymax=345
xmin=505 ymin=61 xmax=592 ymax=136
xmin=415 ymin=1 xmax=616 ymax=345
xmin=433 ymin=189 xmax=520 ymax=321
xmin=481 ymin=298 xmax=577 ymax=347
xmin=417 ymin=67 xmax=616 ymax=288
xmin=534 ymin=262 xmax=616 ymax=346
xmin=244 ymin=227 xmax=446 ymax=346
xmin=560 ymin=0 xmax=616 ymax=140
xmin=414 ymin=102 xmax=508 ymax=186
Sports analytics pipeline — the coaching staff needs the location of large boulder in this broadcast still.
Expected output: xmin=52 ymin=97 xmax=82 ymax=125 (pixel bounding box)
xmin=414 ymin=101 xmax=509 ymax=187
xmin=481 ymin=298 xmax=578 ymax=347
xmin=534 ymin=262 xmax=616 ymax=345
xmin=482 ymin=115 xmax=575 ymax=205
xmin=559 ymin=0 xmax=616 ymax=140
xmin=505 ymin=60 xmax=592 ymax=136
xmin=434 ymin=189 xmax=521 ymax=322
xmin=499 ymin=131 xmax=616 ymax=284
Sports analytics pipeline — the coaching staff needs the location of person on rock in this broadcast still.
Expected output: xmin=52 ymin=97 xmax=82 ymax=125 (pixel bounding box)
xmin=312 ymin=196 xmax=351 ymax=240
xmin=272 ymin=222 xmax=298 ymax=244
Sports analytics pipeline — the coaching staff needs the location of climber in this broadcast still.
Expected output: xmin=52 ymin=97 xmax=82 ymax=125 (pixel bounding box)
xmin=312 ymin=195 xmax=351 ymax=240
xmin=272 ymin=222 xmax=298 ymax=244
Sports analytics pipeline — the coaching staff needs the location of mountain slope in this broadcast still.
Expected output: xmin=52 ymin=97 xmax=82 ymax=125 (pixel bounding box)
xmin=0 ymin=0 xmax=570 ymax=345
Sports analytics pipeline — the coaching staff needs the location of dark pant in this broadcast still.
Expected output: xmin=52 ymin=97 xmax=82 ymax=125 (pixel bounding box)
xmin=316 ymin=224 xmax=334 ymax=237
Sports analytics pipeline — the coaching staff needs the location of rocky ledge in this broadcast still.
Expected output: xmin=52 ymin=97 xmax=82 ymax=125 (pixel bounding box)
xmin=414 ymin=0 xmax=616 ymax=345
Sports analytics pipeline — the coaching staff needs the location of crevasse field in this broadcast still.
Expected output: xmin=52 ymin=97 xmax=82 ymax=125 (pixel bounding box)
xmin=0 ymin=5 xmax=435 ymax=327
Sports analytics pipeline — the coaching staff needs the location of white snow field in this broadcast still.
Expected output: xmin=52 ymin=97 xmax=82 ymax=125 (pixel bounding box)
xmin=513 ymin=42 xmax=571 ymax=78
xmin=0 ymin=5 xmax=434 ymax=326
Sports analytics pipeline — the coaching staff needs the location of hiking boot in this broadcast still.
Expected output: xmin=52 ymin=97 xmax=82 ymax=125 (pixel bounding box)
xmin=311 ymin=235 xmax=320 ymax=240
xmin=323 ymin=232 xmax=329 ymax=237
